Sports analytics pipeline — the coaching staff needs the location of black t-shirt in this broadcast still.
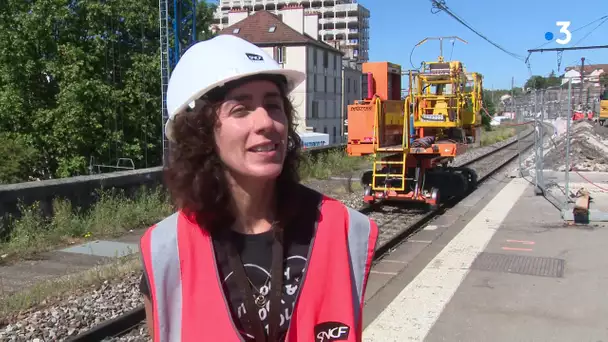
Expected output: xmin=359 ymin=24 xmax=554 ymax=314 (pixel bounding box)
xmin=139 ymin=185 xmax=320 ymax=340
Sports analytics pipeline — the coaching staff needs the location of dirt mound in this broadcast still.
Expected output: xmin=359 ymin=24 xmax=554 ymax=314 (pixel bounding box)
xmin=544 ymin=121 xmax=608 ymax=172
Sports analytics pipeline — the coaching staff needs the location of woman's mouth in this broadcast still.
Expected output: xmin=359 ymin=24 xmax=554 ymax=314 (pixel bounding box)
xmin=248 ymin=143 xmax=278 ymax=153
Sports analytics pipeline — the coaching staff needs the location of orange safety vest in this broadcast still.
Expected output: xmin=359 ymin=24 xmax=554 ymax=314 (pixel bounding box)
xmin=140 ymin=196 xmax=379 ymax=342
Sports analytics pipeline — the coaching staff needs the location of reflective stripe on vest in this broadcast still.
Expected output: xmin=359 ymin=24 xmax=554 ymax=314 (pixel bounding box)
xmin=140 ymin=196 xmax=378 ymax=342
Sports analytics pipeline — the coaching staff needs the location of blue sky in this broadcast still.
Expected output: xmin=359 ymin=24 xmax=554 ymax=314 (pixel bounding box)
xmin=358 ymin=0 xmax=608 ymax=90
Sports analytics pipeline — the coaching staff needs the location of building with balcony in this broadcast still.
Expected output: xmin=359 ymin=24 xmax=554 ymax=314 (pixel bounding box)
xmin=212 ymin=0 xmax=370 ymax=63
xmin=217 ymin=7 xmax=362 ymax=144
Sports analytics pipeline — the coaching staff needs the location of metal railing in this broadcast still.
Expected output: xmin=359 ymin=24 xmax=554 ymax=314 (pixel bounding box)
xmin=509 ymin=80 xmax=606 ymax=220
xmin=0 ymin=144 xmax=347 ymax=219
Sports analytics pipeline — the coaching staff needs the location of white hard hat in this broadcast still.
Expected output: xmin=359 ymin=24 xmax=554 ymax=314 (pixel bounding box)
xmin=165 ymin=34 xmax=306 ymax=142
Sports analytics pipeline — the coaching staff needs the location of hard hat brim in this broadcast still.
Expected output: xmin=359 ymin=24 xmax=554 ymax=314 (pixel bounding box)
xmin=165 ymin=68 xmax=306 ymax=142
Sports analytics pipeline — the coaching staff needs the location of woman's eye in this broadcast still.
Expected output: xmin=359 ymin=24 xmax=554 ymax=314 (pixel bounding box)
xmin=230 ymin=105 xmax=248 ymax=115
xmin=266 ymin=103 xmax=282 ymax=110
xmin=229 ymin=103 xmax=282 ymax=117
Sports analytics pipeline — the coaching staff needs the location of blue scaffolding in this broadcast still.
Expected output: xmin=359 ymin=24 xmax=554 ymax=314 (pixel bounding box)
xmin=160 ymin=0 xmax=198 ymax=165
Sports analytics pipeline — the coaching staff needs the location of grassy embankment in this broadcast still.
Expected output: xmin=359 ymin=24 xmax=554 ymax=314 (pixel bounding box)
xmin=0 ymin=149 xmax=369 ymax=262
xmin=0 ymin=149 xmax=371 ymax=320
xmin=1 ymin=127 xmax=516 ymax=263
xmin=0 ymin=132 xmax=516 ymax=319
xmin=480 ymin=125 xmax=518 ymax=146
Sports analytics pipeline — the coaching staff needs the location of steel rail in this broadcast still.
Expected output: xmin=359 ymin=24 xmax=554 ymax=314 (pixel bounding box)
xmin=370 ymin=127 xmax=538 ymax=261
xmin=69 ymin=127 xmax=541 ymax=341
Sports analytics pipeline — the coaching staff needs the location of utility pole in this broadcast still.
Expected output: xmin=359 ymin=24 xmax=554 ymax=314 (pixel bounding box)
xmin=513 ymin=76 xmax=522 ymax=176
xmin=579 ymin=57 xmax=585 ymax=108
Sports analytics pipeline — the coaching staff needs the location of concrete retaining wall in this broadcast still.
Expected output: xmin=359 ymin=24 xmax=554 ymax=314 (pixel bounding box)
xmin=0 ymin=144 xmax=345 ymax=220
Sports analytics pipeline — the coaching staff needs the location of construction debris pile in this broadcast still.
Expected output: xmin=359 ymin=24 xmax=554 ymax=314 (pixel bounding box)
xmin=544 ymin=121 xmax=608 ymax=172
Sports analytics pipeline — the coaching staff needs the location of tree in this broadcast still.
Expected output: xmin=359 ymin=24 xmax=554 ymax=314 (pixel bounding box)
xmin=524 ymin=72 xmax=562 ymax=90
xmin=0 ymin=0 xmax=215 ymax=181
xmin=196 ymin=0 xmax=217 ymax=40
xmin=0 ymin=133 xmax=39 ymax=184
xmin=600 ymin=73 xmax=608 ymax=89
xmin=524 ymin=75 xmax=547 ymax=90
xmin=481 ymin=92 xmax=494 ymax=130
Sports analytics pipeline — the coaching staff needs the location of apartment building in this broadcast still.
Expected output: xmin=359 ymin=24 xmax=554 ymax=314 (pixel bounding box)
xmin=212 ymin=0 xmax=370 ymax=63
xmin=341 ymin=60 xmax=362 ymax=141
xmin=217 ymin=6 xmax=362 ymax=144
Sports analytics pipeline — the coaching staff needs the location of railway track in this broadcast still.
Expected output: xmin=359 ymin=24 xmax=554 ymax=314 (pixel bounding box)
xmin=63 ymin=129 xmax=537 ymax=342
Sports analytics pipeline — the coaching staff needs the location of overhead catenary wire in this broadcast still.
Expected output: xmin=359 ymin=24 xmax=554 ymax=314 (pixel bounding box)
xmin=530 ymin=14 xmax=608 ymax=51
xmin=429 ymin=0 xmax=607 ymax=86
xmin=449 ymin=39 xmax=455 ymax=60
xmin=571 ymin=16 xmax=608 ymax=47
xmin=526 ymin=14 xmax=608 ymax=69
xmin=429 ymin=0 xmax=526 ymax=62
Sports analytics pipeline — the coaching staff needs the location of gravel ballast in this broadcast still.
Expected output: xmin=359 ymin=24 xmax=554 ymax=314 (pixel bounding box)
xmin=0 ymin=131 xmax=525 ymax=342
xmin=0 ymin=277 xmax=142 ymax=342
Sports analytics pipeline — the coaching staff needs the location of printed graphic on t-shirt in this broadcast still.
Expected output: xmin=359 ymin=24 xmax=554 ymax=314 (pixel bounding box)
xmin=222 ymin=254 xmax=307 ymax=338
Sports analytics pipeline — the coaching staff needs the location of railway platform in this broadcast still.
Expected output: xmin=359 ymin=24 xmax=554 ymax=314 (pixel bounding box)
xmin=362 ymin=173 xmax=608 ymax=342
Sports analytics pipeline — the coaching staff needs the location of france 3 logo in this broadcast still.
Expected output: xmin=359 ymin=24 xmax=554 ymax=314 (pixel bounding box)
xmin=544 ymin=21 xmax=572 ymax=45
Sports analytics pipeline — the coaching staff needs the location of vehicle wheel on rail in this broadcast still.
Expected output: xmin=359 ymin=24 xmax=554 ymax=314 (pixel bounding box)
xmin=460 ymin=168 xmax=478 ymax=193
xmin=446 ymin=170 xmax=468 ymax=199
xmin=361 ymin=170 xmax=373 ymax=187
xmin=363 ymin=185 xmax=375 ymax=205
xmin=427 ymin=187 xmax=440 ymax=211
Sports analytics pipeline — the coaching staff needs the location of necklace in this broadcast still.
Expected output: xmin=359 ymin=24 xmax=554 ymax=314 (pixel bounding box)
xmin=246 ymin=274 xmax=271 ymax=307
xmin=222 ymin=222 xmax=285 ymax=342
xmin=237 ymin=221 xmax=278 ymax=308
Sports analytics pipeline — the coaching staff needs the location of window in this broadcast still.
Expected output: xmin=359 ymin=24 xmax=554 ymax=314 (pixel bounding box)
xmin=273 ymin=46 xmax=286 ymax=64
xmin=333 ymin=126 xmax=337 ymax=141
xmin=313 ymin=48 xmax=317 ymax=66
xmin=324 ymin=76 xmax=327 ymax=92
xmin=323 ymin=50 xmax=328 ymax=68
xmin=232 ymin=28 xmax=240 ymax=34
xmin=312 ymin=101 xmax=319 ymax=119
xmin=347 ymin=79 xmax=351 ymax=93
xmin=323 ymin=126 xmax=328 ymax=134
xmin=361 ymin=74 xmax=367 ymax=97
xmin=268 ymin=26 xmax=276 ymax=33
xmin=314 ymin=75 xmax=318 ymax=92
xmin=334 ymin=78 xmax=337 ymax=93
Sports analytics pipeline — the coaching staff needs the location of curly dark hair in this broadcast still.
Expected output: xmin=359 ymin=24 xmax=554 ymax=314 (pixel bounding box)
xmin=163 ymin=74 xmax=304 ymax=232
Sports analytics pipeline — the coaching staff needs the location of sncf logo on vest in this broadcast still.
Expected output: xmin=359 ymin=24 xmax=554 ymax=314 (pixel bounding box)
xmin=314 ymin=321 xmax=350 ymax=342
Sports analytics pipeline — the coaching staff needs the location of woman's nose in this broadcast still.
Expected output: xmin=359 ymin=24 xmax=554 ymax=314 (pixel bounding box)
xmin=251 ymin=106 xmax=275 ymax=132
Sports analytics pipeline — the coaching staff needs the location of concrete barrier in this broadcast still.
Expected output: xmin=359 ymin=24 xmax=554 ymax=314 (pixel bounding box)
xmin=0 ymin=144 xmax=346 ymax=220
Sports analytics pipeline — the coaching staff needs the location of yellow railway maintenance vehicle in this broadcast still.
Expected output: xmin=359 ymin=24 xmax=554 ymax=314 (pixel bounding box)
xmin=358 ymin=37 xmax=485 ymax=209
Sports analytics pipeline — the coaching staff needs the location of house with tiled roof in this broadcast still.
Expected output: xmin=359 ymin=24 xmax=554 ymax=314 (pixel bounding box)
xmin=216 ymin=6 xmax=363 ymax=144
xmin=565 ymin=64 xmax=608 ymax=75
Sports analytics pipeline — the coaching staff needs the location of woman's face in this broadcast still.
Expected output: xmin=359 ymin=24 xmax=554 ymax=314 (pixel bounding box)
xmin=214 ymin=79 xmax=289 ymax=181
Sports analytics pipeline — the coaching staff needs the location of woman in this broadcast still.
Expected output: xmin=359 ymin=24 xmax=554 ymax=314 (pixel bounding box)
xmin=139 ymin=34 xmax=378 ymax=342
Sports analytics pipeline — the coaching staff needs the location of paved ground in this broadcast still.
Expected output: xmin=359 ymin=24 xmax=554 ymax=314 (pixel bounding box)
xmin=0 ymin=229 xmax=144 ymax=294
xmin=362 ymin=175 xmax=608 ymax=341
xmin=0 ymin=177 xmax=361 ymax=296
xmin=5 ymin=142 xmax=608 ymax=341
